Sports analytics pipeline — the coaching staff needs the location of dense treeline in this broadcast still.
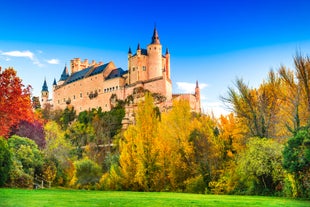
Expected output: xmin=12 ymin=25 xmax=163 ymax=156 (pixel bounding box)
xmin=0 ymin=54 xmax=310 ymax=198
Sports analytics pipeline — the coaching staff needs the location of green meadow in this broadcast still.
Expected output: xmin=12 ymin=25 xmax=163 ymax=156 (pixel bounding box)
xmin=1 ymin=188 xmax=309 ymax=207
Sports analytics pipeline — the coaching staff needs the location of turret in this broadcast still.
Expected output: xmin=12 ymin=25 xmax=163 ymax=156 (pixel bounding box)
xmin=53 ymin=78 xmax=57 ymax=89
xmin=137 ymin=43 xmax=141 ymax=56
xmin=41 ymin=78 xmax=49 ymax=107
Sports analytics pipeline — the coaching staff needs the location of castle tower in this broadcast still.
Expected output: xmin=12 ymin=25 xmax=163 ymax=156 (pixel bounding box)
xmin=128 ymin=47 xmax=132 ymax=84
xmin=165 ymin=48 xmax=170 ymax=80
xmin=195 ymin=80 xmax=201 ymax=113
xmin=41 ymin=78 xmax=49 ymax=107
xmin=147 ymin=27 xmax=162 ymax=79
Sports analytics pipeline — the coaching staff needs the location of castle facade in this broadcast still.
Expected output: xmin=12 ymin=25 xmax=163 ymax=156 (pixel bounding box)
xmin=41 ymin=28 xmax=201 ymax=114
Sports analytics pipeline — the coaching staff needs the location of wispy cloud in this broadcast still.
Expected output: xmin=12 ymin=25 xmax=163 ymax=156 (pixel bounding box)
xmin=1 ymin=50 xmax=44 ymax=67
xmin=2 ymin=50 xmax=34 ymax=60
xmin=46 ymin=59 xmax=59 ymax=64
xmin=176 ymin=81 xmax=208 ymax=93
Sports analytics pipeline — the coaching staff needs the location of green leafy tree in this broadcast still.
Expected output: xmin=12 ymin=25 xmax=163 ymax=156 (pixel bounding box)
xmin=283 ymin=127 xmax=310 ymax=197
xmin=0 ymin=137 xmax=12 ymax=186
xmin=237 ymin=138 xmax=284 ymax=195
xmin=7 ymin=135 xmax=43 ymax=187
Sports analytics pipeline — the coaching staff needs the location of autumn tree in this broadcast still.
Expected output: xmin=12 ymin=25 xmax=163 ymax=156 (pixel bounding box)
xmin=221 ymin=71 xmax=281 ymax=139
xmin=10 ymin=120 xmax=45 ymax=149
xmin=158 ymin=100 xmax=197 ymax=191
xmin=0 ymin=67 xmax=34 ymax=137
xmin=44 ymin=121 xmax=74 ymax=186
xmin=118 ymin=93 xmax=160 ymax=191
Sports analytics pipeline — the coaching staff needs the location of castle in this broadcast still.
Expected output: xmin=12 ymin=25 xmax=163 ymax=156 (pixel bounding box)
xmin=41 ymin=27 xmax=201 ymax=114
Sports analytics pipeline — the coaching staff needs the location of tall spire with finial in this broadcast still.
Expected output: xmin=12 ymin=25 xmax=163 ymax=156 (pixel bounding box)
xmin=151 ymin=26 xmax=160 ymax=44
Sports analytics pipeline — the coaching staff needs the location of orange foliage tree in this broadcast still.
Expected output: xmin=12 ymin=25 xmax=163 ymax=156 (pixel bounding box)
xmin=0 ymin=67 xmax=34 ymax=137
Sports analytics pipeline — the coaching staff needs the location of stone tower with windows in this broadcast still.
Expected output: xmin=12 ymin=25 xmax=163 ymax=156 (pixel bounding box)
xmin=41 ymin=79 xmax=49 ymax=107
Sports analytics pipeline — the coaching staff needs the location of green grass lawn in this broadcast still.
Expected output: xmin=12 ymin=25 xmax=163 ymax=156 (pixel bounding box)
xmin=0 ymin=188 xmax=309 ymax=207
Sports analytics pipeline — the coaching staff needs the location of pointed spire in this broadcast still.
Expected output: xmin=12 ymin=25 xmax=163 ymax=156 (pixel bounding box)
xmin=53 ymin=78 xmax=57 ymax=86
xmin=151 ymin=26 xmax=160 ymax=44
xmin=166 ymin=48 xmax=169 ymax=55
xmin=137 ymin=43 xmax=141 ymax=50
xmin=42 ymin=78 xmax=48 ymax=92
xmin=196 ymin=80 xmax=199 ymax=88
xmin=60 ymin=65 xmax=69 ymax=81
xmin=128 ymin=47 xmax=132 ymax=54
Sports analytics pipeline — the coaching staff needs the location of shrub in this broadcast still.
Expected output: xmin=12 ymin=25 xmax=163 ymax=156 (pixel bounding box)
xmin=72 ymin=158 xmax=102 ymax=189
xmin=184 ymin=175 xmax=206 ymax=194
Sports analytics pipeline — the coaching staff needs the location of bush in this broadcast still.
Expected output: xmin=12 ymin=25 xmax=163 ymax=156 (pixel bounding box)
xmin=184 ymin=175 xmax=206 ymax=194
xmin=72 ymin=158 xmax=102 ymax=189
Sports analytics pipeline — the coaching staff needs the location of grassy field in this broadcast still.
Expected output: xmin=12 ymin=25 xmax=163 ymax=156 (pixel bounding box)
xmin=0 ymin=188 xmax=309 ymax=207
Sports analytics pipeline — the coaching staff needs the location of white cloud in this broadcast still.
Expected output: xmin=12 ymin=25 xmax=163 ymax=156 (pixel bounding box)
xmin=1 ymin=50 xmax=45 ymax=67
xmin=2 ymin=50 xmax=34 ymax=60
xmin=46 ymin=59 xmax=59 ymax=64
xmin=176 ymin=81 xmax=208 ymax=93
xmin=202 ymin=101 xmax=230 ymax=118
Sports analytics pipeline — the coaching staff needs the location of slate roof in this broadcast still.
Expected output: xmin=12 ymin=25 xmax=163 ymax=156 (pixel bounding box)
xmin=62 ymin=63 xmax=126 ymax=85
xmin=106 ymin=68 xmax=127 ymax=80
xmin=65 ymin=67 xmax=91 ymax=84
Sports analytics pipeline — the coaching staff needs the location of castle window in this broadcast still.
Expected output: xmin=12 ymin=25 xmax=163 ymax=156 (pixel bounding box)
xmin=143 ymin=66 xmax=146 ymax=71
xmin=87 ymin=92 xmax=89 ymax=95
xmin=73 ymin=95 xmax=76 ymax=100
xmin=80 ymin=93 xmax=82 ymax=98
xmin=116 ymin=86 xmax=118 ymax=90
xmin=113 ymin=87 xmax=115 ymax=90
xmin=99 ymin=89 xmax=101 ymax=92
xmin=132 ymin=67 xmax=135 ymax=71
xmin=104 ymin=89 xmax=106 ymax=93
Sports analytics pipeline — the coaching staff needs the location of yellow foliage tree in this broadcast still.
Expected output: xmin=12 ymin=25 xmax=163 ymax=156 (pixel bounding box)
xmin=119 ymin=93 xmax=160 ymax=191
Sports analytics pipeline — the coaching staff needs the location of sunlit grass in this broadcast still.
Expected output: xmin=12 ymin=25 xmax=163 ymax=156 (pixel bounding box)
xmin=1 ymin=188 xmax=309 ymax=207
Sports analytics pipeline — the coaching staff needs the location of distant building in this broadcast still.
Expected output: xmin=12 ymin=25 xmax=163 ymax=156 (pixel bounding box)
xmin=41 ymin=27 xmax=200 ymax=114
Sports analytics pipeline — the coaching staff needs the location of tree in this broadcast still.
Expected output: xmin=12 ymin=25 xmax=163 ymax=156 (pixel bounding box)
xmin=7 ymin=135 xmax=43 ymax=187
xmin=44 ymin=121 xmax=74 ymax=186
xmin=237 ymin=138 xmax=284 ymax=195
xmin=0 ymin=137 xmax=12 ymax=186
xmin=119 ymin=93 xmax=160 ymax=191
xmin=221 ymin=72 xmax=281 ymax=139
xmin=158 ymin=100 xmax=197 ymax=191
xmin=10 ymin=120 xmax=45 ymax=149
xmin=0 ymin=67 xmax=34 ymax=137
xmin=283 ymin=127 xmax=310 ymax=198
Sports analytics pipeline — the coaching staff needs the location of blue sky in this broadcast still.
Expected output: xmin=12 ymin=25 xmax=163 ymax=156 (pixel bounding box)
xmin=1 ymin=0 xmax=310 ymax=116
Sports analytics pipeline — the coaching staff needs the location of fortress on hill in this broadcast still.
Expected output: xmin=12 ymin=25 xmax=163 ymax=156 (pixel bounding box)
xmin=41 ymin=27 xmax=201 ymax=116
